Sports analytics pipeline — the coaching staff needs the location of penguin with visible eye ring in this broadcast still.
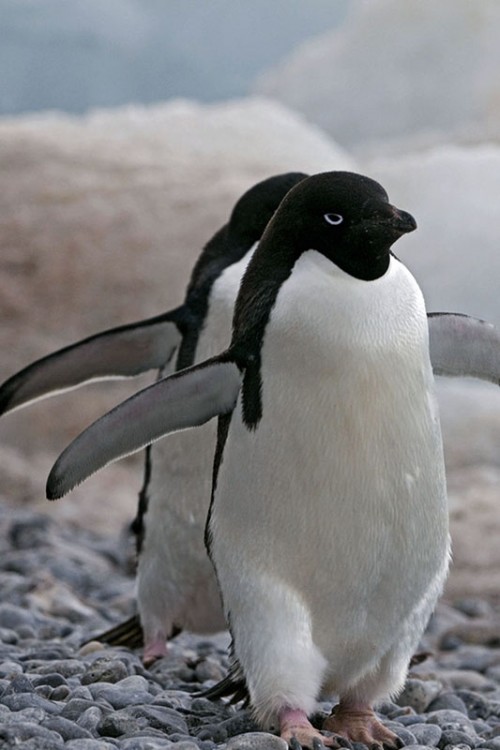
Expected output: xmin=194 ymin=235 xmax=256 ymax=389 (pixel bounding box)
xmin=44 ymin=171 xmax=500 ymax=748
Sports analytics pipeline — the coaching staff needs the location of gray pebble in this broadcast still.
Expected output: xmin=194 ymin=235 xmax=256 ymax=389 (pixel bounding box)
xmin=407 ymin=722 xmax=443 ymax=746
xmin=34 ymin=659 xmax=86 ymax=677
xmin=0 ymin=660 xmax=23 ymax=677
xmin=220 ymin=712 xmax=260 ymax=737
xmin=43 ymin=715 xmax=94 ymax=741
xmin=50 ymin=684 xmax=71 ymax=700
xmin=0 ymin=603 xmax=35 ymax=629
xmin=81 ymin=657 xmax=129 ymax=685
xmin=426 ymin=708 xmax=476 ymax=731
xmin=0 ymin=690 xmax=61 ymax=714
xmin=477 ymin=740 xmax=500 ymax=749
xmin=0 ymin=721 xmax=65 ymax=746
xmin=6 ymin=706 xmax=47 ymax=723
xmin=77 ymin=705 xmax=104 ymax=733
xmin=89 ymin=682 xmax=154 ymax=709
xmin=391 ymin=726 xmax=417 ymax=745
xmin=119 ymin=738 xmax=174 ymax=749
xmin=196 ymin=724 xmax=228 ymax=743
xmin=97 ymin=710 xmax=144 ymax=737
xmin=66 ymin=741 xmax=118 ymax=750
xmin=129 ymin=704 xmax=189 ymax=735
xmin=0 ymin=627 xmax=18 ymax=644
xmin=397 ymin=679 xmax=442 ymax=713
xmin=226 ymin=732 xmax=288 ymax=750
xmin=34 ymin=683 xmax=53 ymax=699
xmin=62 ymin=698 xmax=102 ymax=721
xmin=440 ymin=727 xmax=479 ymax=745
xmin=2 ymin=672 xmax=34 ymax=694
xmin=69 ymin=685 xmax=94 ymax=701
xmin=427 ymin=692 xmax=469 ymax=714
xmin=32 ymin=672 xmax=68 ymax=688
xmin=195 ymin=658 xmax=225 ymax=684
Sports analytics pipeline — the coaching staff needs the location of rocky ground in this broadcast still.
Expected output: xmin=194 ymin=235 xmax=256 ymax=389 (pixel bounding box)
xmin=1 ymin=501 xmax=500 ymax=750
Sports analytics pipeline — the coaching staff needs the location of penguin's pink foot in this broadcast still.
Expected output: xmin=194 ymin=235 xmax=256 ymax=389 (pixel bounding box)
xmin=323 ymin=702 xmax=401 ymax=750
xmin=279 ymin=708 xmax=337 ymax=748
xmin=143 ymin=635 xmax=168 ymax=666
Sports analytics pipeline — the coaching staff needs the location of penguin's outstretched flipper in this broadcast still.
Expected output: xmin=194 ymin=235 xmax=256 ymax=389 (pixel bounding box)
xmin=428 ymin=313 xmax=500 ymax=384
xmin=0 ymin=310 xmax=185 ymax=417
xmin=46 ymin=356 xmax=242 ymax=500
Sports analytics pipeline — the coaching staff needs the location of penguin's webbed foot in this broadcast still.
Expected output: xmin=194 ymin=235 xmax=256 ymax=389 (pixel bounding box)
xmin=143 ymin=635 xmax=168 ymax=666
xmin=279 ymin=707 xmax=338 ymax=748
xmin=323 ymin=702 xmax=402 ymax=750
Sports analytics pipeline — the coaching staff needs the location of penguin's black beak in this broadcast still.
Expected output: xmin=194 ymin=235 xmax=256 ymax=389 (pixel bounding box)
xmin=390 ymin=207 xmax=417 ymax=236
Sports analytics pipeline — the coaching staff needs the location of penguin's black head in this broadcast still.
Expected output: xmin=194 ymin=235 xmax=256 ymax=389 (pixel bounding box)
xmin=227 ymin=172 xmax=308 ymax=248
xmin=273 ymin=171 xmax=416 ymax=281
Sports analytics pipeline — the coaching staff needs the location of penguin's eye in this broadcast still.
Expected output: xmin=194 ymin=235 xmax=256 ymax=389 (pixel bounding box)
xmin=324 ymin=213 xmax=343 ymax=226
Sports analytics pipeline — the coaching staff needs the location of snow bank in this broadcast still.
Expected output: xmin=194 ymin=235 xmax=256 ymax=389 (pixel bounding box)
xmin=0 ymin=97 xmax=352 ymax=458
xmin=256 ymin=0 xmax=500 ymax=153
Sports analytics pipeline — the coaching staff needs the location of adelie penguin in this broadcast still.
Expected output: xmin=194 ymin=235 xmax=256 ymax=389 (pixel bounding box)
xmin=44 ymin=171 xmax=500 ymax=748
xmin=2 ymin=175 xmax=500 ymax=674
xmin=0 ymin=172 xmax=309 ymax=664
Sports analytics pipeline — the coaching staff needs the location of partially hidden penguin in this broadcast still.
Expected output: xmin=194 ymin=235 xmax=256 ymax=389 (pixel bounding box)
xmin=0 ymin=172 xmax=309 ymax=664
xmin=43 ymin=171 xmax=500 ymax=748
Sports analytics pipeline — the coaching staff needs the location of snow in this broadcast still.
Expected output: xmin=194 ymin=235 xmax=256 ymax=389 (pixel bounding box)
xmin=255 ymin=0 xmax=500 ymax=154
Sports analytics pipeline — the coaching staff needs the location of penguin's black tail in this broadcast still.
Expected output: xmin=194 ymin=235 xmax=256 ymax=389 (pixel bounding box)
xmin=200 ymin=661 xmax=250 ymax=707
xmin=82 ymin=614 xmax=144 ymax=649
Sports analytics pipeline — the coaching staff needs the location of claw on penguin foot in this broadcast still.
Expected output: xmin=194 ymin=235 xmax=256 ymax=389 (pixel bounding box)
xmin=323 ymin=702 xmax=400 ymax=749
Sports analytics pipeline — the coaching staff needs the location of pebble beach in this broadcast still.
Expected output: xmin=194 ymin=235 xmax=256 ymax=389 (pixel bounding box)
xmin=1 ymin=502 xmax=500 ymax=750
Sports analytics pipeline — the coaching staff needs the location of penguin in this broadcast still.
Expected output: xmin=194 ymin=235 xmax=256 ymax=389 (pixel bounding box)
xmin=2 ymin=175 xmax=500 ymax=672
xmin=44 ymin=171 xmax=498 ymax=748
xmin=0 ymin=171 xmax=309 ymax=664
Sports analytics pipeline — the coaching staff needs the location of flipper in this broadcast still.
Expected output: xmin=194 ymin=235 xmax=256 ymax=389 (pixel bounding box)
xmin=46 ymin=357 xmax=242 ymax=500
xmin=0 ymin=309 xmax=185 ymax=416
xmin=428 ymin=313 xmax=500 ymax=384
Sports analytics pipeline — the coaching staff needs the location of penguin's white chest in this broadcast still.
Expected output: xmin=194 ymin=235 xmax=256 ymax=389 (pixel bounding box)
xmin=210 ymin=251 xmax=449 ymax=671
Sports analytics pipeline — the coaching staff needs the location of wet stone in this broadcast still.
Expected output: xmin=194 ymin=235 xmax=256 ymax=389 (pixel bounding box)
xmin=226 ymin=732 xmax=288 ymax=750
xmin=77 ymin=705 xmax=103 ymax=732
xmin=81 ymin=657 xmax=129 ymax=685
xmin=407 ymin=722 xmax=443 ymax=746
xmin=427 ymin=692 xmax=469 ymax=714
xmin=397 ymin=679 xmax=443 ymax=713
xmin=65 ymin=741 xmax=118 ymax=750
xmin=457 ymin=690 xmax=492 ymax=720
xmin=129 ymin=703 xmax=189 ymax=734
xmin=42 ymin=715 xmax=94 ymax=741
xmin=0 ymin=691 xmax=62 ymax=714
xmin=50 ymin=684 xmax=71 ymax=700
xmin=32 ymin=672 xmax=68 ymax=688
xmin=97 ymin=710 xmax=144 ymax=737
xmin=2 ymin=672 xmax=34 ymax=694
xmin=61 ymin=697 xmax=102 ymax=721
xmin=0 ymin=721 xmax=65 ymax=746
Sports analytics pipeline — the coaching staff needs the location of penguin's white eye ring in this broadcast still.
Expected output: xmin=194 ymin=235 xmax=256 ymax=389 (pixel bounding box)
xmin=324 ymin=213 xmax=343 ymax=226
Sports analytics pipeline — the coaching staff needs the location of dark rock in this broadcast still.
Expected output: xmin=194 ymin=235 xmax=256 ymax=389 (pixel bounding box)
xmin=43 ymin=716 xmax=94 ymax=741
xmin=97 ymin=711 xmax=143 ymax=738
xmin=428 ymin=692 xmax=469 ymax=714
xmin=81 ymin=657 xmax=129 ymax=685
xmin=129 ymin=703 xmax=189 ymax=734
xmin=0 ymin=691 xmax=61 ymax=714
xmin=408 ymin=722 xmax=443 ymax=746
xmin=457 ymin=690 xmax=491 ymax=720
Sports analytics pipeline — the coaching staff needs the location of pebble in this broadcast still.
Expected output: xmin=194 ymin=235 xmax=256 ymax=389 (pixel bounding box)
xmin=3 ymin=503 xmax=500 ymax=750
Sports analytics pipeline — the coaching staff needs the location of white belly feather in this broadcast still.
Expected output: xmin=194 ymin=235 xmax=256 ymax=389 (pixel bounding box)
xmin=138 ymin=251 xmax=253 ymax=637
xmin=210 ymin=251 xmax=449 ymax=706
